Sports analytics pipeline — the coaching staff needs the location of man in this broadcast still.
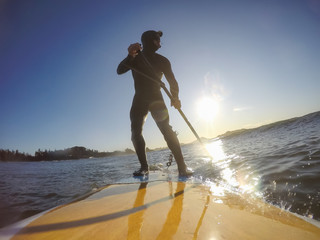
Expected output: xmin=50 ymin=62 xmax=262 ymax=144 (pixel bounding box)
xmin=117 ymin=30 xmax=192 ymax=177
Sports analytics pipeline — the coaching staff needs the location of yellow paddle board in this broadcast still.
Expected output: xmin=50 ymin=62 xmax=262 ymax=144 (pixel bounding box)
xmin=1 ymin=172 xmax=320 ymax=239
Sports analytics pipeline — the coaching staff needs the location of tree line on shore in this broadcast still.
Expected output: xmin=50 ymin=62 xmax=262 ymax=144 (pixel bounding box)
xmin=0 ymin=146 xmax=138 ymax=162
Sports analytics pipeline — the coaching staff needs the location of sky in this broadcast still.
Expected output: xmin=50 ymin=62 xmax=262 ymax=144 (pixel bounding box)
xmin=1 ymin=0 xmax=320 ymax=155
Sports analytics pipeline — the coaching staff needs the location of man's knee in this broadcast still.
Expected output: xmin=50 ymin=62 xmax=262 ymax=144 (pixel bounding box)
xmin=157 ymin=121 xmax=174 ymax=136
xmin=158 ymin=125 xmax=179 ymax=146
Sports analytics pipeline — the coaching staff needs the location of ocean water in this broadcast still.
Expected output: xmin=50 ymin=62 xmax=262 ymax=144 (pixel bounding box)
xmin=0 ymin=111 xmax=319 ymax=228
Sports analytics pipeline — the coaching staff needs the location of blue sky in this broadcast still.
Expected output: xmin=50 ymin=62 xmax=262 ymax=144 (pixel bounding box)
xmin=1 ymin=0 xmax=320 ymax=154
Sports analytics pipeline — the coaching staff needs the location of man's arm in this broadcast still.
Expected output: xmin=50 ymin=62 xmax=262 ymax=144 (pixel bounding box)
xmin=162 ymin=58 xmax=181 ymax=109
xmin=117 ymin=55 xmax=131 ymax=74
xmin=117 ymin=43 xmax=142 ymax=75
xmin=117 ymin=55 xmax=133 ymax=74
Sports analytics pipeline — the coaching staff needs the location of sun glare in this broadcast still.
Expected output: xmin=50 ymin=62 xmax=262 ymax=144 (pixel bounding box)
xmin=205 ymin=139 xmax=227 ymax=162
xmin=197 ymin=97 xmax=219 ymax=121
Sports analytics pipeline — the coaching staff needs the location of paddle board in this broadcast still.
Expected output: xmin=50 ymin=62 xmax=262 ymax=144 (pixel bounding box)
xmin=1 ymin=171 xmax=320 ymax=240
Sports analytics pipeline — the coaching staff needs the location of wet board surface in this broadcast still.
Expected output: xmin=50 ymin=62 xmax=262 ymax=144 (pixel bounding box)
xmin=2 ymin=172 xmax=320 ymax=240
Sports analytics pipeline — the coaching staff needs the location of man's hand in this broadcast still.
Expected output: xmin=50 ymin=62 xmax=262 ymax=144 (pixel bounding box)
xmin=171 ymin=97 xmax=181 ymax=109
xmin=128 ymin=43 xmax=142 ymax=57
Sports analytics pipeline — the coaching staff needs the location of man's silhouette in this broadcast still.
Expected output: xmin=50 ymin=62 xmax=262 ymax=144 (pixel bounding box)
xmin=117 ymin=30 xmax=192 ymax=177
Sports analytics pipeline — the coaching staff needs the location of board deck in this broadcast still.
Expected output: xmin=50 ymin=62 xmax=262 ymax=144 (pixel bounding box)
xmin=1 ymin=172 xmax=320 ymax=240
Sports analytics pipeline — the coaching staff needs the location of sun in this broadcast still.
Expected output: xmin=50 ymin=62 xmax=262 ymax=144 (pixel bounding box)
xmin=197 ymin=97 xmax=219 ymax=121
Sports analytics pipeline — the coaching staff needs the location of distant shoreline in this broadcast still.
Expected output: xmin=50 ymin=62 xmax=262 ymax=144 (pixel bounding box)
xmin=0 ymin=145 xmax=170 ymax=163
xmin=2 ymin=111 xmax=319 ymax=162
xmin=0 ymin=146 xmax=139 ymax=162
xmin=218 ymin=111 xmax=320 ymax=139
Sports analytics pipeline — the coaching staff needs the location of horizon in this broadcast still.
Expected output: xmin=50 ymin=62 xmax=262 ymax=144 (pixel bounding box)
xmin=1 ymin=1 xmax=320 ymax=155
xmin=1 ymin=110 xmax=318 ymax=155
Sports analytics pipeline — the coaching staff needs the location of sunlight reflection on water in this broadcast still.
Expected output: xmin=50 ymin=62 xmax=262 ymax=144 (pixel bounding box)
xmin=204 ymin=139 xmax=262 ymax=199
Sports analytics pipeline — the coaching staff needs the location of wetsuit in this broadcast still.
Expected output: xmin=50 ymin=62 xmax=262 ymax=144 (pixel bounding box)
xmin=117 ymin=50 xmax=187 ymax=173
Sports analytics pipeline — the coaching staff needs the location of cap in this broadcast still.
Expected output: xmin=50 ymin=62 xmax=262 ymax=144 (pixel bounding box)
xmin=141 ymin=30 xmax=163 ymax=46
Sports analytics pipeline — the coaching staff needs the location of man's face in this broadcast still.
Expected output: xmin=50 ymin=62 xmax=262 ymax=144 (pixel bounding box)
xmin=153 ymin=35 xmax=161 ymax=49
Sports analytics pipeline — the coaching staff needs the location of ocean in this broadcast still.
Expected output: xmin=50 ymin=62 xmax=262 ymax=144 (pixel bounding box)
xmin=0 ymin=111 xmax=319 ymax=229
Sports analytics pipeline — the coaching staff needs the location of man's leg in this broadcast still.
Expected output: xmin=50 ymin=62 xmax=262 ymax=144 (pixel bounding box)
xmin=150 ymin=100 xmax=187 ymax=173
xmin=130 ymin=96 xmax=149 ymax=172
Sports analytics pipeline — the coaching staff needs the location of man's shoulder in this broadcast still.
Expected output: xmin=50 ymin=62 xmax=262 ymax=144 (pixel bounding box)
xmin=155 ymin=53 xmax=170 ymax=64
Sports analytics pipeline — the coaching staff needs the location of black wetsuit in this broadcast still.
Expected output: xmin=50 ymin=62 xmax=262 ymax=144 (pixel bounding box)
xmin=117 ymin=51 xmax=186 ymax=172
